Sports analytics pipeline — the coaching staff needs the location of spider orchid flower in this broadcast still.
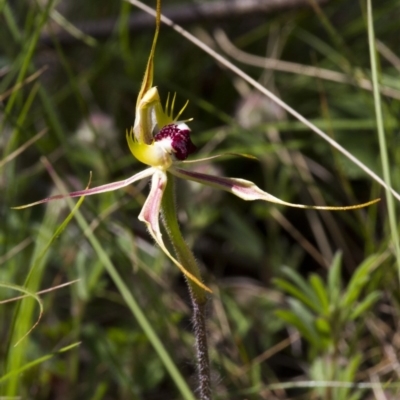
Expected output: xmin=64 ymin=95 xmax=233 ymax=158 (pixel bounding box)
xmin=14 ymin=1 xmax=379 ymax=293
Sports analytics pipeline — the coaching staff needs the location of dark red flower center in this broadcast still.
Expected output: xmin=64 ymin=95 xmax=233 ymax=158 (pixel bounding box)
xmin=154 ymin=123 xmax=197 ymax=161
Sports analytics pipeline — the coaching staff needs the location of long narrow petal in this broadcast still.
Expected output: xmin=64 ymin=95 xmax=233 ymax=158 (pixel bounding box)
xmin=13 ymin=168 xmax=155 ymax=209
xmin=180 ymin=152 xmax=257 ymax=164
xmin=170 ymin=167 xmax=380 ymax=210
xmin=139 ymin=170 xmax=212 ymax=292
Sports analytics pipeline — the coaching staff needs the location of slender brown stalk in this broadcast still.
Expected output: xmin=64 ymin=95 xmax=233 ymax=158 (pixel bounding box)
xmin=189 ymin=287 xmax=211 ymax=400
xmin=161 ymin=173 xmax=211 ymax=400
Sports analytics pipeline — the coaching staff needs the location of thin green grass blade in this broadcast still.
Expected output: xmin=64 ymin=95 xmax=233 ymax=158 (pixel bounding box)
xmin=4 ymin=83 xmax=40 ymax=156
xmin=0 ymin=343 xmax=80 ymax=385
xmin=3 ymin=0 xmax=56 ymax=121
xmin=2 ymin=2 xmax=23 ymax=43
xmin=0 ymin=282 xmax=43 ymax=346
xmin=367 ymin=0 xmax=400 ymax=282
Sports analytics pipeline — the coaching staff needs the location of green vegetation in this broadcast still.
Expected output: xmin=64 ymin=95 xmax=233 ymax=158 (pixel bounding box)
xmin=1 ymin=0 xmax=399 ymax=398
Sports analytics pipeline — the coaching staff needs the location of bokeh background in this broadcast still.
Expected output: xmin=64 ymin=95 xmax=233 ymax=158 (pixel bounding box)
xmin=1 ymin=0 xmax=400 ymax=399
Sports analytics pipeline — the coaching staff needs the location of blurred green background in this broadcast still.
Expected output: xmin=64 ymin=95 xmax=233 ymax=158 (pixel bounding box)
xmin=1 ymin=0 xmax=400 ymax=399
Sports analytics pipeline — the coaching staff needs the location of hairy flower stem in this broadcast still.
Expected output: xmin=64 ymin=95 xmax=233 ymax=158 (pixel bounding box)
xmin=161 ymin=173 xmax=212 ymax=400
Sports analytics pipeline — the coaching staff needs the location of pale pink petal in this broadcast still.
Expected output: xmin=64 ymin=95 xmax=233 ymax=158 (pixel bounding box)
xmin=13 ymin=168 xmax=155 ymax=209
xmin=170 ymin=167 xmax=380 ymax=210
xmin=139 ymin=170 xmax=212 ymax=292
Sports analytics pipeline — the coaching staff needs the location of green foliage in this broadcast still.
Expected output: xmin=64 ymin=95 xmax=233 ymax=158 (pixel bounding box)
xmin=275 ymin=253 xmax=382 ymax=399
xmin=1 ymin=0 xmax=400 ymax=398
xmin=275 ymin=253 xmax=381 ymax=353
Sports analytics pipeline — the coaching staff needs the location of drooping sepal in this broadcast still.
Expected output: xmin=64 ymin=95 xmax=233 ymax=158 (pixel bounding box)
xmin=170 ymin=167 xmax=381 ymax=210
xmin=12 ymin=168 xmax=155 ymax=209
xmin=138 ymin=170 xmax=212 ymax=292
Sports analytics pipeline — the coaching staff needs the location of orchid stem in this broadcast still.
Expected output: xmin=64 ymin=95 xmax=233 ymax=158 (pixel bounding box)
xmin=161 ymin=173 xmax=212 ymax=400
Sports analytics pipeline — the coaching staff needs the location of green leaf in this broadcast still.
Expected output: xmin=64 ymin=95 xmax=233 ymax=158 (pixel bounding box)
xmin=334 ymin=354 xmax=362 ymax=400
xmin=349 ymin=291 xmax=381 ymax=321
xmin=283 ymin=298 xmax=322 ymax=347
xmin=309 ymin=273 xmax=330 ymax=315
xmin=315 ymin=317 xmax=331 ymax=336
xmin=328 ymin=252 xmax=342 ymax=305
xmin=274 ymin=278 xmax=321 ymax=314
xmin=341 ymin=254 xmax=379 ymax=308
xmin=280 ymin=266 xmax=321 ymax=309
xmin=275 ymin=310 xmax=319 ymax=347
xmin=342 ymin=353 xmax=362 ymax=382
